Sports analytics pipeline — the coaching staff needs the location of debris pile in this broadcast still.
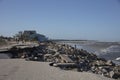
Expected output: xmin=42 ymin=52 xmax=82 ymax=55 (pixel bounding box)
xmin=24 ymin=42 xmax=120 ymax=79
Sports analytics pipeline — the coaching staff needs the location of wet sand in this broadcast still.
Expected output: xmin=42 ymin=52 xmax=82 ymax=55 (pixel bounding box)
xmin=0 ymin=59 xmax=115 ymax=80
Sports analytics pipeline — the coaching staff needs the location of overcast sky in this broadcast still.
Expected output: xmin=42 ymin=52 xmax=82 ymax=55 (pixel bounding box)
xmin=0 ymin=0 xmax=120 ymax=41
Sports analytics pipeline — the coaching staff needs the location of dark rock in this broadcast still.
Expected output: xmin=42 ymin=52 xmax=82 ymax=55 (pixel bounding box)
xmin=106 ymin=60 xmax=115 ymax=66
xmin=49 ymin=62 xmax=54 ymax=66
xmin=109 ymin=71 xmax=120 ymax=79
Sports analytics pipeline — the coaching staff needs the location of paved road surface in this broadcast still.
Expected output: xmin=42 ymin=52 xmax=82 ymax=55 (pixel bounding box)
xmin=0 ymin=42 xmax=39 ymax=52
xmin=0 ymin=59 xmax=115 ymax=80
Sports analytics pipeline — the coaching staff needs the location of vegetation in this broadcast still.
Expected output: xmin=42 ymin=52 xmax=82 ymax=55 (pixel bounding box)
xmin=0 ymin=38 xmax=7 ymax=46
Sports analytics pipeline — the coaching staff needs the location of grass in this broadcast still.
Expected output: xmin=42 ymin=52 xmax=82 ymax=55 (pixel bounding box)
xmin=0 ymin=39 xmax=7 ymax=46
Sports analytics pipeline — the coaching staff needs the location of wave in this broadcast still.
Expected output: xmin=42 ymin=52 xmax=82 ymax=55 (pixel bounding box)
xmin=116 ymin=57 xmax=120 ymax=61
xmin=101 ymin=45 xmax=120 ymax=53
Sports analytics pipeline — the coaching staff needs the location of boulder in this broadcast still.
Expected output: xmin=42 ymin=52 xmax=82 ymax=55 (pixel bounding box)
xmin=106 ymin=60 xmax=115 ymax=66
xmin=109 ymin=71 xmax=120 ymax=79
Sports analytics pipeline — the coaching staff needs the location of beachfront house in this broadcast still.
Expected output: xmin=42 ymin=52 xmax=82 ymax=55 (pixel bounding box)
xmin=15 ymin=30 xmax=48 ymax=42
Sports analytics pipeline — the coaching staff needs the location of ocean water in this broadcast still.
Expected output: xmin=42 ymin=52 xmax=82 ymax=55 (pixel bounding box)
xmin=65 ymin=43 xmax=96 ymax=53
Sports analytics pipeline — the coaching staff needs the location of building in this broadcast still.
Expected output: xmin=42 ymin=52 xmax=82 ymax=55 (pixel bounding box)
xmin=15 ymin=30 xmax=48 ymax=42
xmin=30 ymin=33 xmax=48 ymax=42
xmin=23 ymin=30 xmax=36 ymax=36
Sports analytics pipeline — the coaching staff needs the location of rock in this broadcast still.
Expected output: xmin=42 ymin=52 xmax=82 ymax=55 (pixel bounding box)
xmin=49 ymin=62 xmax=54 ymax=66
xmin=91 ymin=66 xmax=96 ymax=73
xmin=93 ymin=60 xmax=106 ymax=66
xmin=101 ymin=68 xmax=108 ymax=75
xmin=53 ymin=63 xmax=58 ymax=67
xmin=106 ymin=60 xmax=115 ymax=66
xmin=34 ymin=57 xmax=38 ymax=60
xmin=109 ymin=71 xmax=120 ymax=79
xmin=21 ymin=55 xmax=25 ymax=58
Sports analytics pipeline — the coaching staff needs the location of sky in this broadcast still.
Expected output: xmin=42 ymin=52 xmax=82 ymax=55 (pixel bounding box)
xmin=0 ymin=0 xmax=120 ymax=41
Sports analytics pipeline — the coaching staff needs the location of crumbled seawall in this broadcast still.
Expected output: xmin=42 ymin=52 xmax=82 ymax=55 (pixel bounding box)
xmin=1 ymin=42 xmax=120 ymax=79
xmin=46 ymin=42 xmax=120 ymax=79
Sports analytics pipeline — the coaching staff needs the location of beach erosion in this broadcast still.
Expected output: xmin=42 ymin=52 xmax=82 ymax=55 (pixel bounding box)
xmin=0 ymin=41 xmax=120 ymax=80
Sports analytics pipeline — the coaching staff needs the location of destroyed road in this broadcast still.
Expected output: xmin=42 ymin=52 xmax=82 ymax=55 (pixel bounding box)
xmin=0 ymin=59 xmax=115 ymax=80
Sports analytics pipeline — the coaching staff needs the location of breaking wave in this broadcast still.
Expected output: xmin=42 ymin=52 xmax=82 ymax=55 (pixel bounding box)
xmin=101 ymin=45 xmax=120 ymax=53
xmin=97 ymin=45 xmax=120 ymax=65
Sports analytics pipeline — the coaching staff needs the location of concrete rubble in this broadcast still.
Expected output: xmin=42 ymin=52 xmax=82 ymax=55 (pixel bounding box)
xmin=9 ymin=42 xmax=120 ymax=79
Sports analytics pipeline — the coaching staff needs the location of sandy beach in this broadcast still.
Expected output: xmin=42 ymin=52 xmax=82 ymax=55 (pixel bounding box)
xmin=0 ymin=59 xmax=115 ymax=80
